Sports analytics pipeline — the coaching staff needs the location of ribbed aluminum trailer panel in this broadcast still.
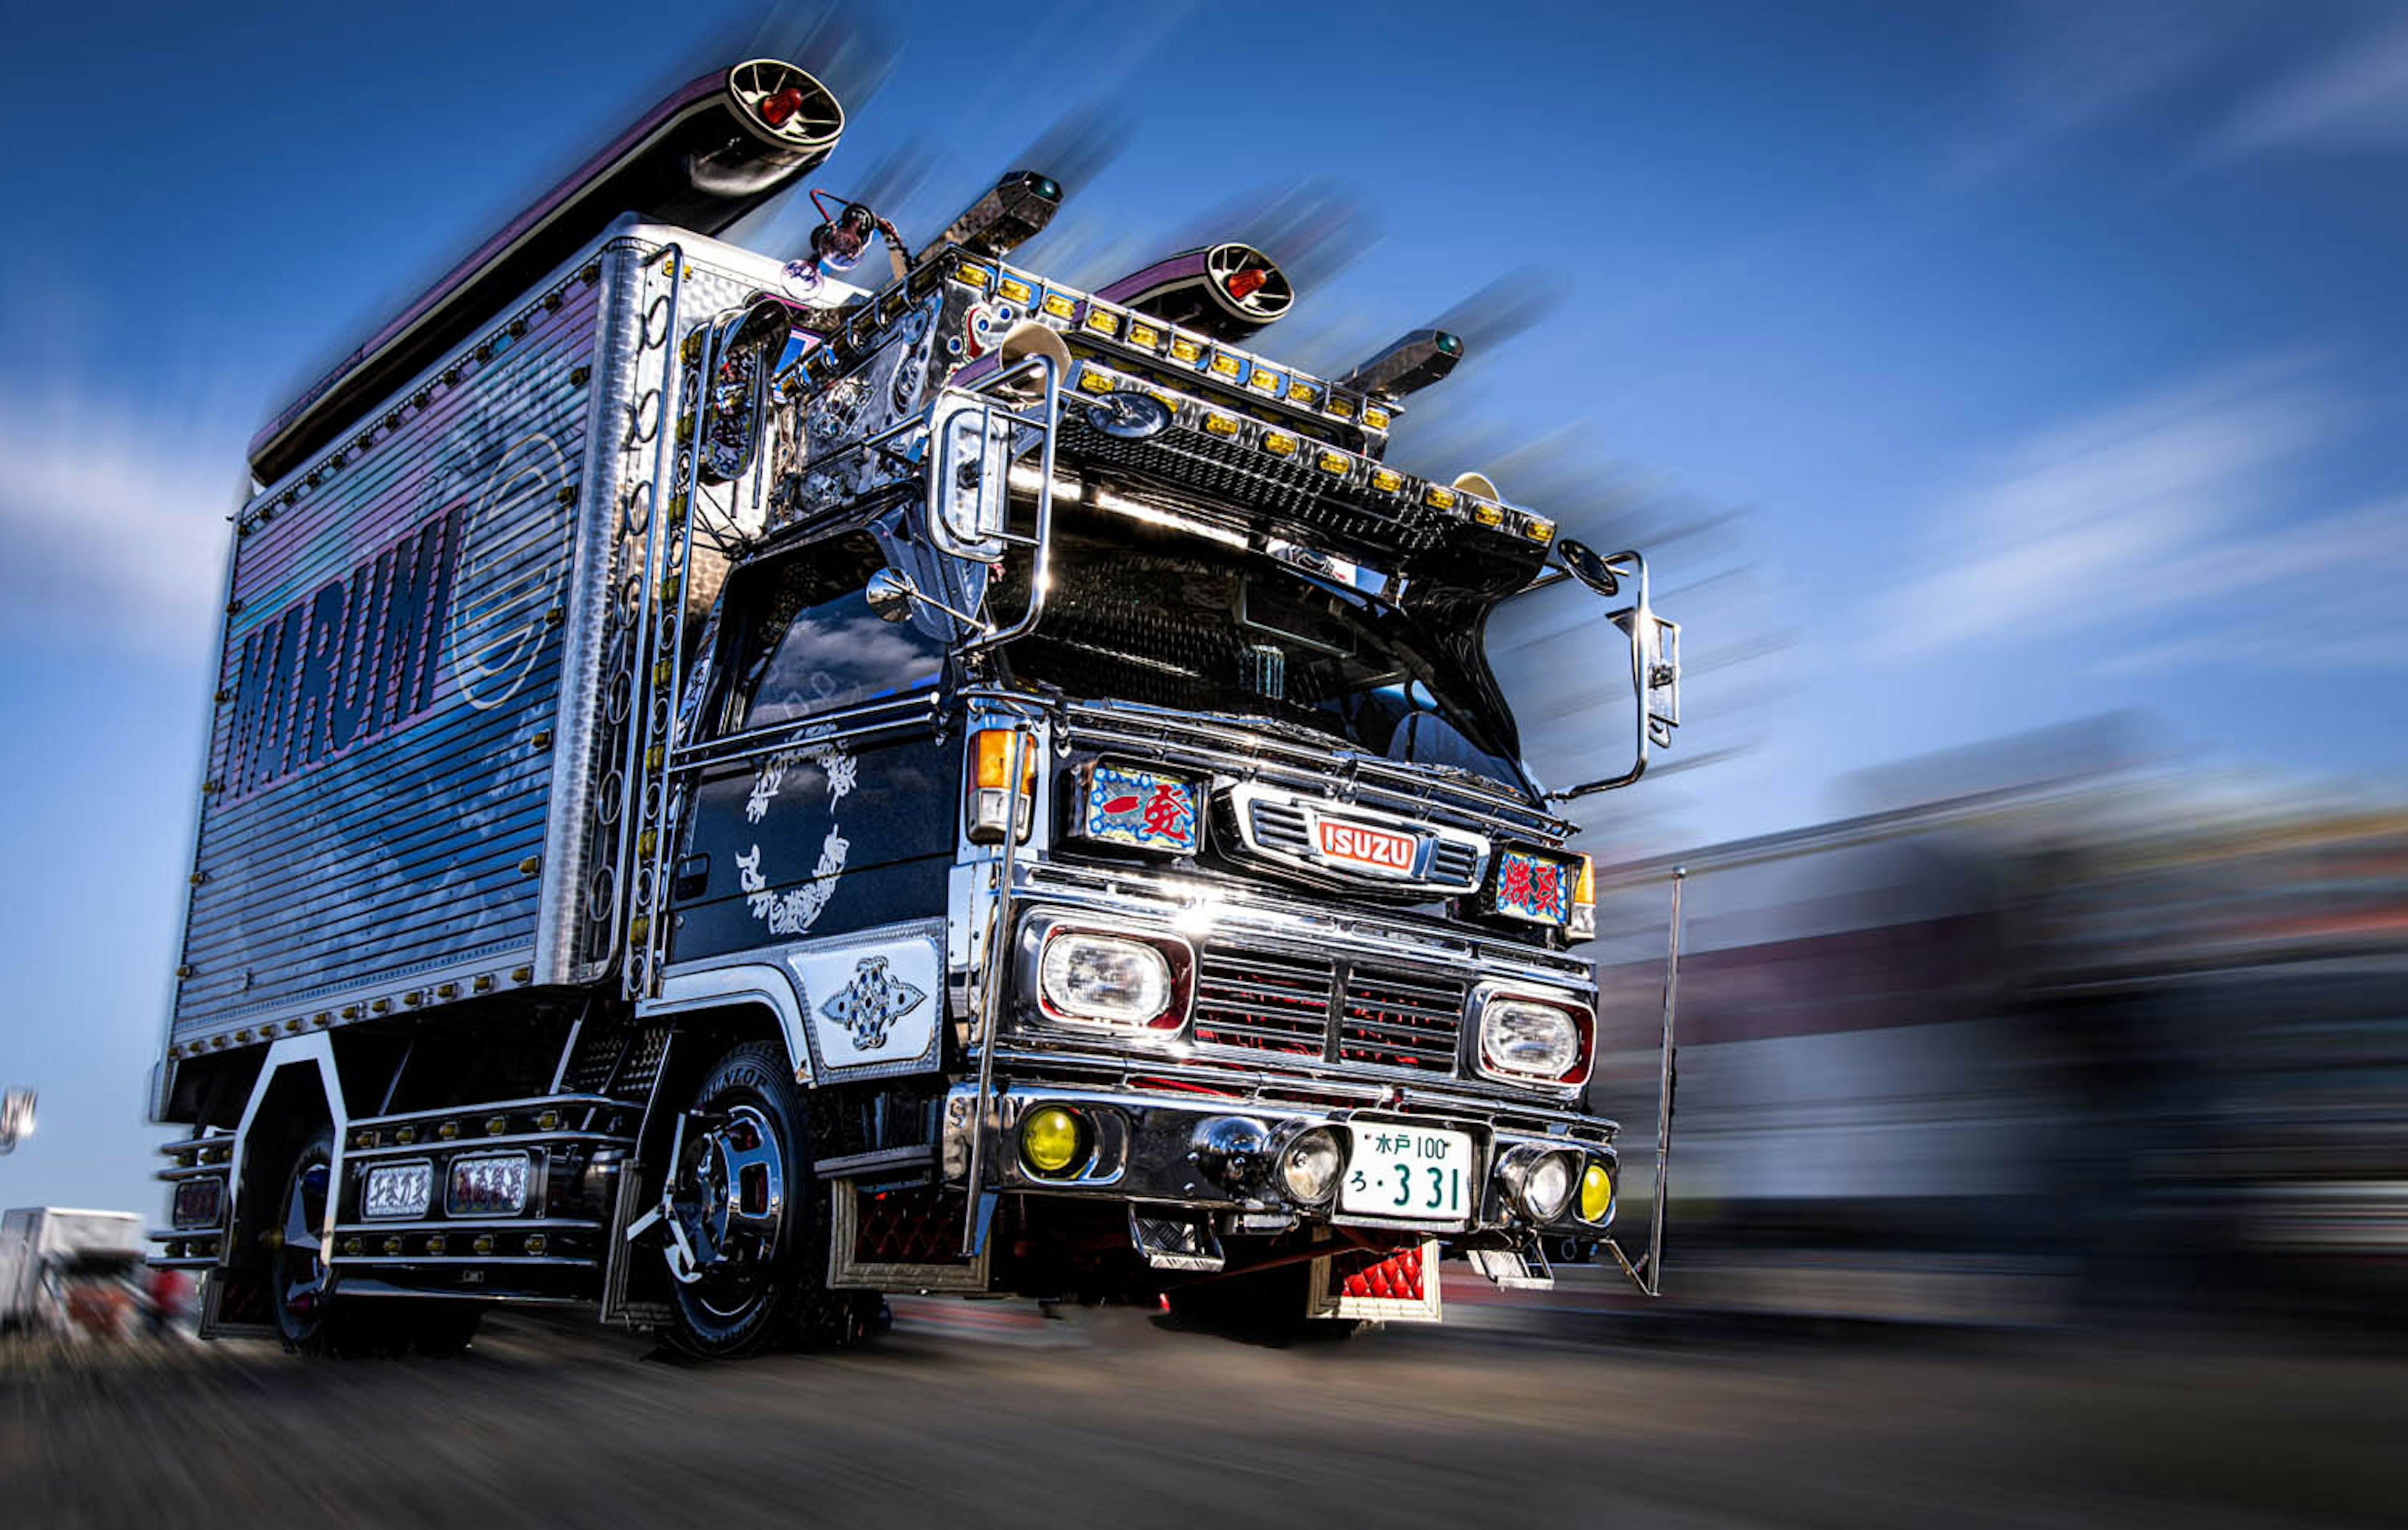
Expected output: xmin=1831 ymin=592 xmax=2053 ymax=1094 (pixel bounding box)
xmin=171 ymin=261 xmax=605 ymax=1042
xmin=166 ymin=223 xmax=811 ymax=1052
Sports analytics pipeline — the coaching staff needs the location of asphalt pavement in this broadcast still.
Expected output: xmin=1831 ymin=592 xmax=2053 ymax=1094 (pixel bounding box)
xmin=3 ymin=1269 xmax=2398 ymax=1529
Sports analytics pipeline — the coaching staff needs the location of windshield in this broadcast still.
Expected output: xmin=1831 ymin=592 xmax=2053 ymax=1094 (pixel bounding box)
xmin=997 ymin=502 xmax=1529 ymax=790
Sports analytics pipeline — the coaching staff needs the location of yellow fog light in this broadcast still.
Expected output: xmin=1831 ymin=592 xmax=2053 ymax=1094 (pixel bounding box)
xmin=1020 ymin=1106 xmax=1085 ymax=1176
xmin=1579 ymin=1161 xmax=1613 ymax=1223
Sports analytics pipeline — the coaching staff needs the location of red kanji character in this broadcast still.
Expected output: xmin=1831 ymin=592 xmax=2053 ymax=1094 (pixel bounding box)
xmin=1502 ymin=860 xmax=1533 ymax=908
xmin=1530 ymin=863 xmax=1561 ymax=914
xmin=1142 ymin=783 xmax=1192 ymax=843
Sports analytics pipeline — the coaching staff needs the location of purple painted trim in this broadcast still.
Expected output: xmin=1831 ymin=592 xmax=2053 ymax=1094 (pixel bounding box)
xmin=1093 ymin=248 xmax=1211 ymax=306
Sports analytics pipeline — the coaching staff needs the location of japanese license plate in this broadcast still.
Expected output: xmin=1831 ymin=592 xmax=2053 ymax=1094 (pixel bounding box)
xmin=1339 ymin=1125 xmax=1476 ymax=1221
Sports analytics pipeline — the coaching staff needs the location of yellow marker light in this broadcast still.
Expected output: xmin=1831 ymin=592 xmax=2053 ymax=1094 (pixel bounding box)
xmin=1077 ymin=368 xmax=1117 ymax=394
xmin=1247 ymin=368 xmax=1282 ymax=393
xmin=1021 ymin=1106 xmax=1085 ymax=1175
xmin=1423 ymin=485 xmax=1458 ymax=510
xmin=1209 ymin=352 xmax=1244 ymax=378
xmin=1287 ymin=380 xmax=1318 ymax=404
xmin=1472 ymin=500 xmax=1505 ymax=527
xmin=1041 ymin=292 xmax=1077 ymax=320
xmin=1262 ymin=431 xmax=1299 ymax=457
xmin=1579 ymin=1161 xmax=1613 ymax=1223
xmin=997 ymin=277 xmax=1033 ymax=304
xmin=1170 ymin=335 xmax=1205 ymax=363
xmin=1363 ymin=405 xmax=1391 ymax=429
xmin=1326 ymin=396 xmax=1356 ymax=420
xmin=1316 ymin=451 xmax=1351 ymax=475
xmin=1203 ymin=412 xmax=1241 ymax=437
xmin=1523 ymin=515 xmax=1557 ymax=544
xmin=954 ymin=263 xmax=993 ymax=290
xmin=1127 ymin=320 xmax=1163 ymax=348
xmin=1370 ymin=467 xmax=1404 ymax=493
xmin=1083 ymin=306 xmax=1121 ymax=336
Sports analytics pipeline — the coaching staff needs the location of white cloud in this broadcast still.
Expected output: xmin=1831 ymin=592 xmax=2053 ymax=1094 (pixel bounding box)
xmin=1949 ymin=0 xmax=2234 ymax=179
xmin=2207 ymin=13 xmax=2408 ymax=157
xmin=0 ymin=373 xmax=248 ymax=655
xmin=1879 ymin=357 xmax=2408 ymax=675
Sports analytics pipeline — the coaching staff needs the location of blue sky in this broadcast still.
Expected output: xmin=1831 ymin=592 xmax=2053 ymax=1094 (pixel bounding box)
xmin=3 ymin=0 xmax=2405 ymax=1210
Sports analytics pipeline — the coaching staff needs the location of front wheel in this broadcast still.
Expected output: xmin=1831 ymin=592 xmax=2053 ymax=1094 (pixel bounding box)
xmin=662 ymin=1042 xmax=870 ymax=1358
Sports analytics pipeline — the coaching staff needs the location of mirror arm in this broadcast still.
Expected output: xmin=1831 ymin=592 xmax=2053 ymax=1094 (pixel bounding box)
xmin=868 ymin=569 xmax=991 ymax=635
xmin=1543 ymin=547 xmax=1674 ymax=803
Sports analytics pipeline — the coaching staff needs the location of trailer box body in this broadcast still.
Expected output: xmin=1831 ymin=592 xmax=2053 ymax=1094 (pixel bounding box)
xmin=169 ymin=223 xmax=792 ymax=1052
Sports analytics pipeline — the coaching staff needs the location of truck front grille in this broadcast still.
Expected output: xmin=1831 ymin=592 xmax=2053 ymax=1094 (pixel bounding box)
xmin=1192 ymin=947 xmax=1330 ymax=1057
xmin=1190 ymin=946 xmax=1467 ymax=1075
xmin=1339 ymin=968 xmax=1467 ymax=1071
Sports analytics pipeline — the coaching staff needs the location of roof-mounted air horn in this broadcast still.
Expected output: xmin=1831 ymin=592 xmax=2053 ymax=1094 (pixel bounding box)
xmin=1337 ymin=328 xmax=1464 ymax=401
xmin=1096 ymin=243 xmax=1292 ymax=343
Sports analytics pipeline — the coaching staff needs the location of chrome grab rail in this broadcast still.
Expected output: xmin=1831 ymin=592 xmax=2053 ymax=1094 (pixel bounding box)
xmin=927 ymin=351 xmax=1061 ymax=652
xmin=961 ymin=715 xmax=1038 ymax=1257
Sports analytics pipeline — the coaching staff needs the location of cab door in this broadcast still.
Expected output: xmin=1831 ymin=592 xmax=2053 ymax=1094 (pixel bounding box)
xmin=667 ymin=530 xmax=959 ymax=964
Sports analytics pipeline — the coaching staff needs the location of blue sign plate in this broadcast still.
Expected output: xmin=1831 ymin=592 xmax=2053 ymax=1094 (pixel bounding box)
xmin=1082 ymin=763 xmax=1200 ymax=854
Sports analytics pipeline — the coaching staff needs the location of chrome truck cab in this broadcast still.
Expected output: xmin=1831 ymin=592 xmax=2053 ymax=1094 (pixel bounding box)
xmin=636 ymin=231 xmax=1684 ymax=1330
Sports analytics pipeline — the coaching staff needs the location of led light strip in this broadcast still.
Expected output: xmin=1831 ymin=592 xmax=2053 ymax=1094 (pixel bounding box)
xmin=947 ymin=260 xmax=1396 ymax=436
xmin=1067 ymin=360 xmax=1556 ymax=546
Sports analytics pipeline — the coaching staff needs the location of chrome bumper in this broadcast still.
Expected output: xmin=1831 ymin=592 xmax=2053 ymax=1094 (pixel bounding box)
xmin=943 ymin=1073 xmax=1617 ymax=1241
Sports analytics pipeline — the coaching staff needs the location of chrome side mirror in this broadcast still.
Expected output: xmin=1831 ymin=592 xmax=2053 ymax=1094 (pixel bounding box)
xmin=865 ymin=567 xmax=915 ymax=624
xmin=864 ymin=566 xmax=988 ymax=634
xmin=1556 ymin=537 xmax=1621 ymax=599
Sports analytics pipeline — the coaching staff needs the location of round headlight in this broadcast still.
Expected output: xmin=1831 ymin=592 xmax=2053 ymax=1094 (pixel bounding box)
xmin=1278 ymin=1127 xmax=1343 ymax=1206
xmin=1578 ymin=1161 xmax=1613 ymax=1223
xmin=1477 ymin=997 xmax=1584 ymax=1082
xmin=1020 ymin=1106 xmax=1086 ymax=1176
xmin=1039 ymin=931 xmax=1174 ymax=1027
xmin=1522 ymin=1151 xmax=1576 ymax=1222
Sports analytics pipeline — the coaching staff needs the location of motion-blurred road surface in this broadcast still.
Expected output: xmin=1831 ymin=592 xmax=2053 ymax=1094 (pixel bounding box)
xmin=6 ymin=1270 xmax=2398 ymax=1529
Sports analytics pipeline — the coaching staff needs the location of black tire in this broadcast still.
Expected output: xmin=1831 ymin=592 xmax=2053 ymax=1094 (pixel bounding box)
xmin=662 ymin=1041 xmax=873 ymax=1358
xmin=265 ymin=1129 xmax=346 ymax=1354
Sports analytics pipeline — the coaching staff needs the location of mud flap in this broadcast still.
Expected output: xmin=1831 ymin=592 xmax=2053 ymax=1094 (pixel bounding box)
xmin=827 ymin=1181 xmax=991 ymax=1293
xmin=1305 ymin=1236 xmax=1444 ymax=1322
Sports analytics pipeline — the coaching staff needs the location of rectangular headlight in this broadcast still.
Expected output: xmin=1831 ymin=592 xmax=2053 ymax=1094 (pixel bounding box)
xmin=445 ymin=1152 xmax=531 ymax=1216
xmin=361 ymin=1160 xmax=433 ymax=1220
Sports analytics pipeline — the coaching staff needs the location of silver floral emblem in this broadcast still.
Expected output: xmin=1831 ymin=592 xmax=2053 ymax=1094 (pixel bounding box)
xmin=818 ymin=956 xmax=927 ymax=1052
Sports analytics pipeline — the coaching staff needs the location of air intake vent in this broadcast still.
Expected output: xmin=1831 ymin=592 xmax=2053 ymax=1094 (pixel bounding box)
xmin=1428 ymin=840 xmax=1484 ymax=887
xmin=1339 ymin=968 xmax=1466 ymax=1072
xmin=1247 ymin=798 xmax=1312 ymax=856
xmin=1191 ymin=948 xmax=1332 ymax=1058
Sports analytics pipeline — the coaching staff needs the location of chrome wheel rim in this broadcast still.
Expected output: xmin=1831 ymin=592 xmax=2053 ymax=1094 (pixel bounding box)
xmin=676 ymin=1103 xmax=786 ymax=1321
